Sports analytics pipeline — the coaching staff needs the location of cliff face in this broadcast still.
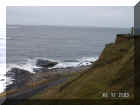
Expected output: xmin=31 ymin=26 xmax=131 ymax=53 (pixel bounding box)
xmin=32 ymin=35 xmax=135 ymax=99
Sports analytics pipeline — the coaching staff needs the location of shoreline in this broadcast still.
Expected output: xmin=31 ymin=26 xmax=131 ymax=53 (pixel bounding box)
xmin=5 ymin=56 xmax=98 ymax=89
xmin=0 ymin=64 xmax=92 ymax=99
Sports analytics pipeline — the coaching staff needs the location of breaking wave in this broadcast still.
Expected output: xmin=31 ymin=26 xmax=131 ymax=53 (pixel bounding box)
xmin=49 ymin=57 xmax=98 ymax=69
xmin=7 ymin=56 xmax=98 ymax=72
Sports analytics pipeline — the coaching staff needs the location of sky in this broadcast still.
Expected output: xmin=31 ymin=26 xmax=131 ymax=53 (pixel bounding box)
xmin=7 ymin=6 xmax=134 ymax=28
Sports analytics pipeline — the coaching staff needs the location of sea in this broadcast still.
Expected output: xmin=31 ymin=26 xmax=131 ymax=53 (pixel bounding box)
xmin=0 ymin=25 xmax=130 ymax=93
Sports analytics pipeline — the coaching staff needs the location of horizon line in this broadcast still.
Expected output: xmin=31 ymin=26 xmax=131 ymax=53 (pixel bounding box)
xmin=6 ymin=24 xmax=132 ymax=29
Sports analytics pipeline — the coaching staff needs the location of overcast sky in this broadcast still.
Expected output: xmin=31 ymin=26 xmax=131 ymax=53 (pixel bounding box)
xmin=6 ymin=6 xmax=134 ymax=28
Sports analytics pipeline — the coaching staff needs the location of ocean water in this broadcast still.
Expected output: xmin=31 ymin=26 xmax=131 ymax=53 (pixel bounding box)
xmin=4 ymin=25 xmax=130 ymax=90
xmin=6 ymin=25 xmax=129 ymax=64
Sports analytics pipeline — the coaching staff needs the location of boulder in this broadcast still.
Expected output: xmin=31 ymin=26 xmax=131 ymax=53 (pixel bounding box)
xmin=36 ymin=59 xmax=57 ymax=68
xmin=6 ymin=67 xmax=32 ymax=90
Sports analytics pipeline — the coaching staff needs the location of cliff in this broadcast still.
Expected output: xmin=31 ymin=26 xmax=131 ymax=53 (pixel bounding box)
xmin=32 ymin=34 xmax=134 ymax=100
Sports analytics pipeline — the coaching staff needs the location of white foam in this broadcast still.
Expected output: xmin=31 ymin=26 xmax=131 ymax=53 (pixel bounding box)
xmin=3 ymin=56 xmax=98 ymax=93
xmin=78 ymin=56 xmax=98 ymax=64
xmin=0 ymin=75 xmax=6 ymax=93
xmin=7 ymin=64 xmax=35 ymax=74
xmin=0 ymin=71 xmax=15 ymax=93
xmin=49 ymin=62 xmax=80 ymax=69
xmin=6 ymin=76 xmax=15 ymax=86
xmin=49 ymin=57 xmax=98 ymax=69
xmin=0 ymin=74 xmax=16 ymax=93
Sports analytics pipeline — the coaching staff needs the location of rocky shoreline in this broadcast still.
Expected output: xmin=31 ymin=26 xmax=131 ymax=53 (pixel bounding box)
xmin=5 ymin=58 xmax=92 ymax=97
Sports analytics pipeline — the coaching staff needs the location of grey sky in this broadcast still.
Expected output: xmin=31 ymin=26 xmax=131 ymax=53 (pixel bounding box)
xmin=6 ymin=6 xmax=134 ymax=28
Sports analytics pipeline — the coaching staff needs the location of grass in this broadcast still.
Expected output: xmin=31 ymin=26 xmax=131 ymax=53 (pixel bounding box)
xmin=30 ymin=35 xmax=135 ymax=100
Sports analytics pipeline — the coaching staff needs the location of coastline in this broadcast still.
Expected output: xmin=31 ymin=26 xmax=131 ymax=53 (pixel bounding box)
xmin=0 ymin=34 xmax=136 ymax=105
xmin=0 ymin=34 xmax=135 ymax=103
xmin=0 ymin=61 xmax=93 ymax=99
xmin=5 ymin=56 xmax=98 ymax=89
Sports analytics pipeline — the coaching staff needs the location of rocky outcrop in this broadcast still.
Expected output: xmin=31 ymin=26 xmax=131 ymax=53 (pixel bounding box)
xmin=6 ymin=68 xmax=32 ymax=90
xmin=36 ymin=59 xmax=58 ymax=68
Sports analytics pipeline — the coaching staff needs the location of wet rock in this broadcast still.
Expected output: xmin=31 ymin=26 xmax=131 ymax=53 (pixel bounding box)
xmin=36 ymin=59 xmax=57 ymax=68
xmin=6 ymin=68 xmax=32 ymax=90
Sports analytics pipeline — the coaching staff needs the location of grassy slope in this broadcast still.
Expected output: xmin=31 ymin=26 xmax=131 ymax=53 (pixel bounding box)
xmin=32 ymin=36 xmax=135 ymax=99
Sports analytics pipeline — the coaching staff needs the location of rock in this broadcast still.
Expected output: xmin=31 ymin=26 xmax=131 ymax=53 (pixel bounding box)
xmin=6 ymin=67 xmax=32 ymax=90
xmin=33 ymin=68 xmax=42 ymax=73
xmin=10 ymin=67 xmax=31 ymax=74
xmin=36 ymin=59 xmax=58 ymax=68
xmin=33 ymin=67 xmax=49 ymax=72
